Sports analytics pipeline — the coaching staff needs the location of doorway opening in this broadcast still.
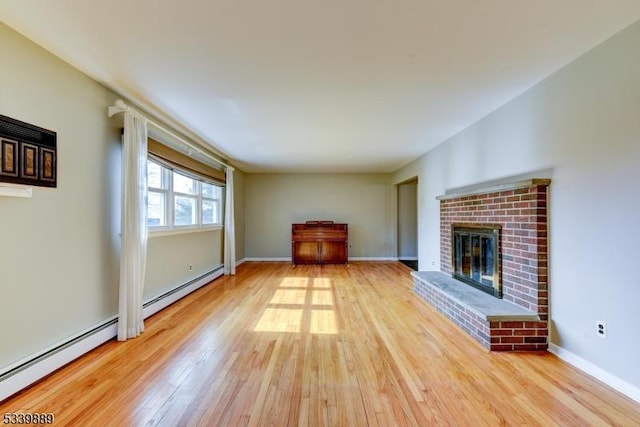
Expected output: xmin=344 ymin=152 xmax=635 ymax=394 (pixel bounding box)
xmin=397 ymin=178 xmax=418 ymax=270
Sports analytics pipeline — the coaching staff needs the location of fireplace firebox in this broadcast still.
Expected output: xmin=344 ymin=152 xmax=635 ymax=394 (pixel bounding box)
xmin=452 ymin=224 xmax=501 ymax=298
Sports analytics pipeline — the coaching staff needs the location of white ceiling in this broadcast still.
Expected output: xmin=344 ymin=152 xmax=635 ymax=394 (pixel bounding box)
xmin=1 ymin=1 xmax=640 ymax=172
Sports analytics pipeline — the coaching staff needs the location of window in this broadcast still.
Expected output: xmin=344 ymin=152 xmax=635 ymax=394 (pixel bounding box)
xmin=201 ymin=182 xmax=220 ymax=225
xmin=147 ymin=161 xmax=167 ymax=227
xmin=173 ymin=171 xmax=197 ymax=226
xmin=146 ymin=159 xmax=223 ymax=231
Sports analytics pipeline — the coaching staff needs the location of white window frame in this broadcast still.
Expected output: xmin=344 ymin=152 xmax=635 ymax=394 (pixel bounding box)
xmin=147 ymin=158 xmax=223 ymax=237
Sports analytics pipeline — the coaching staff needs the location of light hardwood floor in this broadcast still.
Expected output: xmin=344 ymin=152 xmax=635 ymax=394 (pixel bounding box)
xmin=2 ymin=262 xmax=639 ymax=426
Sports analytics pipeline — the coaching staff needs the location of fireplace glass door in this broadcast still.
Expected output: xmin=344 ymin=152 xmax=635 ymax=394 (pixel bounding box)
xmin=452 ymin=225 xmax=501 ymax=297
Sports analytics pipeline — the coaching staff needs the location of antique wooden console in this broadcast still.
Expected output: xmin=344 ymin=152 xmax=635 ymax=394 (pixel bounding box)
xmin=291 ymin=221 xmax=348 ymax=265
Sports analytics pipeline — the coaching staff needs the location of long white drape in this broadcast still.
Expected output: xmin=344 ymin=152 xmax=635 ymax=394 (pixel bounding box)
xmin=118 ymin=111 xmax=148 ymax=341
xmin=223 ymin=167 xmax=236 ymax=275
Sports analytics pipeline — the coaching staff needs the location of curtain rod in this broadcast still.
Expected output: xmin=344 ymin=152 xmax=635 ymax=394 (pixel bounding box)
xmin=107 ymin=99 xmax=232 ymax=170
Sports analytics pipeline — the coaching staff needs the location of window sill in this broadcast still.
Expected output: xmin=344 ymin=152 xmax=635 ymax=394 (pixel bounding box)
xmin=149 ymin=225 xmax=223 ymax=238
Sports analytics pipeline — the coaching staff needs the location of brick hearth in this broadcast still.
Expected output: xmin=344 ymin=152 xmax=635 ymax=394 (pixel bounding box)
xmin=413 ymin=179 xmax=550 ymax=351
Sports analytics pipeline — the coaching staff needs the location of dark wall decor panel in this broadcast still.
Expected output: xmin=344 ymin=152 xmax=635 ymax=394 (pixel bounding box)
xmin=0 ymin=115 xmax=56 ymax=188
xmin=0 ymin=139 xmax=18 ymax=177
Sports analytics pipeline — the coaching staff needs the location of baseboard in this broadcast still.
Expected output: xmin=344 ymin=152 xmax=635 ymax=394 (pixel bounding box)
xmin=243 ymin=257 xmax=291 ymax=262
xmin=398 ymin=257 xmax=418 ymax=261
xmin=0 ymin=320 xmax=117 ymax=403
xmin=0 ymin=267 xmax=223 ymax=403
xmin=143 ymin=267 xmax=223 ymax=318
xmin=242 ymin=257 xmax=399 ymax=263
xmin=548 ymin=343 xmax=640 ymax=403
xmin=235 ymin=258 xmax=247 ymax=267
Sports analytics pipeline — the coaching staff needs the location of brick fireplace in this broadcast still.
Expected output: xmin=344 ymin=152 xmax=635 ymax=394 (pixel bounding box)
xmin=412 ymin=179 xmax=550 ymax=351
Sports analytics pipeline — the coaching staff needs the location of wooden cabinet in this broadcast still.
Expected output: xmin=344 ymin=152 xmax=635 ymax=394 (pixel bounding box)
xmin=292 ymin=221 xmax=348 ymax=265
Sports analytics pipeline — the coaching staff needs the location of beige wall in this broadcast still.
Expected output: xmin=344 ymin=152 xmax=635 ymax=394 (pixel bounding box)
xmin=233 ymin=169 xmax=246 ymax=262
xmin=393 ymin=21 xmax=640 ymax=390
xmin=245 ymin=173 xmax=395 ymax=259
xmin=397 ymin=179 xmax=418 ymax=260
xmin=0 ymin=23 xmax=225 ymax=373
xmin=0 ymin=22 xmax=122 ymax=369
xmin=145 ymin=230 xmax=223 ymax=301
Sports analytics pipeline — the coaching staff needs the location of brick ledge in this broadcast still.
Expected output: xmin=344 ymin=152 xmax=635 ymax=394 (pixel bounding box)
xmin=436 ymin=178 xmax=550 ymax=200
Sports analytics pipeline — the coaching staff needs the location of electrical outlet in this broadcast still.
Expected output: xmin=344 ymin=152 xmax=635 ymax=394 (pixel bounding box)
xmin=189 ymin=264 xmax=193 ymax=271
xmin=596 ymin=320 xmax=606 ymax=339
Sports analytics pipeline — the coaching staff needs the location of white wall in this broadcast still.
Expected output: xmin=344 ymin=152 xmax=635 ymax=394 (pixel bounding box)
xmin=393 ymin=21 xmax=640 ymax=390
xmin=245 ymin=173 xmax=394 ymax=259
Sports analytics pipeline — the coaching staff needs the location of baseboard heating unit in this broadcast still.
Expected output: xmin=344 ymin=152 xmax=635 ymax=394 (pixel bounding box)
xmin=0 ymin=267 xmax=223 ymax=403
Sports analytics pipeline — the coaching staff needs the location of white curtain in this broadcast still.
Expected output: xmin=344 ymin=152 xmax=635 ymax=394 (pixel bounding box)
xmin=118 ymin=110 xmax=148 ymax=341
xmin=223 ymin=166 xmax=236 ymax=275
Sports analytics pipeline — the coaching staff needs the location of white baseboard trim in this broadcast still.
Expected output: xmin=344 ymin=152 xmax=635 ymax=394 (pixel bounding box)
xmin=398 ymin=257 xmax=418 ymax=261
xmin=0 ymin=320 xmax=117 ymax=403
xmin=143 ymin=268 xmax=223 ymax=318
xmin=241 ymin=257 xmax=400 ymax=263
xmin=244 ymin=257 xmax=292 ymax=262
xmin=235 ymin=258 xmax=247 ymax=267
xmin=0 ymin=268 xmax=223 ymax=403
xmin=548 ymin=343 xmax=640 ymax=403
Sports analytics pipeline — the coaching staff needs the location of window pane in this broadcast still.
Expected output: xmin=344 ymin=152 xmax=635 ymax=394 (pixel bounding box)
xmin=147 ymin=161 xmax=163 ymax=189
xmin=202 ymin=199 xmax=219 ymax=224
xmin=202 ymin=182 xmax=216 ymax=198
xmin=173 ymin=171 xmax=195 ymax=194
xmin=147 ymin=192 xmax=165 ymax=226
xmin=174 ymin=196 xmax=197 ymax=225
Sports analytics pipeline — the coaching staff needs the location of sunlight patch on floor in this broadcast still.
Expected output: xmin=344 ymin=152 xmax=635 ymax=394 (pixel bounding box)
xmin=279 ymin=277 xmax=310 ymax=288
xmin=254 ymin=275 xmax=338 ymax=333
xmin=253 ymin=308 xmax=303 ymax=333
xmin=270 ymin=289 xmax=307 ymax=305
xmin=312 ymin=277 xmax=332 ymax=288
xmin=311 ymin=290 xmax=334 ymax=306
xmin=310 ymin=310 xmax=337 ymax=334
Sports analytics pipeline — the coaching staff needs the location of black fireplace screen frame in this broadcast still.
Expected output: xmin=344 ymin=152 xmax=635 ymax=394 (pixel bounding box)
xmin=451 ymin=224 xmax=501 ymax=298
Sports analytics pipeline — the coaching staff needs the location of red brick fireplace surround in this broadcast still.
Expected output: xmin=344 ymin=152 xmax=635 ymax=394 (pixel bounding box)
xmin=412 ymin=179 xmax=550 ymax=351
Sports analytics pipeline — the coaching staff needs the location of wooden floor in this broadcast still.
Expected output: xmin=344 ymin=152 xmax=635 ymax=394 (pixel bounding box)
xmin=2 ymin=262 xmax=639 ymax=426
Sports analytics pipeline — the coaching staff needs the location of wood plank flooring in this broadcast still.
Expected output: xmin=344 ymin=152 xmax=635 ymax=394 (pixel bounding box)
xmin=2 ymin=262 xmax=639 ymax=426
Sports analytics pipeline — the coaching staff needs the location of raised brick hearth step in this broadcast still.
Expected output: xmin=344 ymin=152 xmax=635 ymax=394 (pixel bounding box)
xmin=412 ymin=271 xmax=538 ymax=320
xmin=412 ymin=271 xmax=547 ymax=351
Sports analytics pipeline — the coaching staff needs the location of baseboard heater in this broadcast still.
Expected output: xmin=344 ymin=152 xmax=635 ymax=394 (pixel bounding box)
xmin=143 ymin=268 xmax=219 ymax=310
xmin=0 ymin=318 xmax=118 ymax=384
xmin=0 ymin=266 xmax=223 ymax=402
